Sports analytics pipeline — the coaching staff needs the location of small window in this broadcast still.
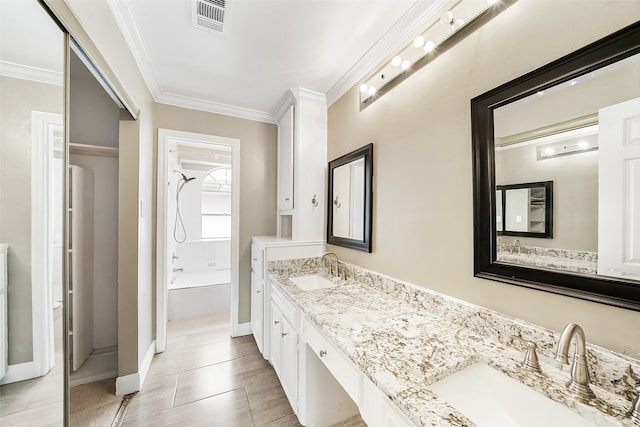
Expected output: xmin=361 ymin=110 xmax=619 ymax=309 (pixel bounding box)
xmin=201 ymin=167 xmax=231 ymax=239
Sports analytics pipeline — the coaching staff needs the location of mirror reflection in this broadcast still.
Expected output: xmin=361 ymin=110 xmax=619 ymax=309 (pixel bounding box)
xmin=332 ymin=158 xmax=365 ymax=240
xmin=327 ymin=143 xmax=373 ymax=252
xmin=0 ymin=0 xmax=65 ymax=424
xmin=493 ymin=51 xmax=640 ymax=279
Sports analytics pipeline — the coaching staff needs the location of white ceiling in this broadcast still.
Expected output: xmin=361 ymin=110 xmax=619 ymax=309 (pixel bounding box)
xmin=107 ymin=0 xmax=445 ymax=122
xmin=0 ymin=0 xmax=447 ymax=123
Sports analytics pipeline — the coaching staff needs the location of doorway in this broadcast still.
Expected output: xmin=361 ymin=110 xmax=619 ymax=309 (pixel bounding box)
xmin=156 ymin=129 xmax=240 ymax=352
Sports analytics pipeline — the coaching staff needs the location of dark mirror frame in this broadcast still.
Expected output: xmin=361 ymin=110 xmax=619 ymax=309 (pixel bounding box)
xmin=471 ymin=21 xmax=640 ymax=311
xmin=327 ymin=143 xmax=373 ymax=252
xmin=497 ymin=181 xmax=553 ymax=238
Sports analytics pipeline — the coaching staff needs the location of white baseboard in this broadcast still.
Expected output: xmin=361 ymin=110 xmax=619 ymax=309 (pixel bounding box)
xmin=231 ymin=322 xmax=252 ymax=337
xmin=115 ymin=340 xmax=156 ymax=395
xmin=0 ymin=361 xmax=36 ymax=385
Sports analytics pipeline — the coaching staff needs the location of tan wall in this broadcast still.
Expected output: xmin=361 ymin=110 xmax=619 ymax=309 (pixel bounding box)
xmin=0 ymin=76 xmax=63 ymax=364
xmin=327 ymin=0 xmax=640 ymax=357
xmin=154 ymin=104 xmax=278 ymax=324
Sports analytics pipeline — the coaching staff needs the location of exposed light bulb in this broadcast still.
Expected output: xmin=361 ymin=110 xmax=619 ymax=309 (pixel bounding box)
xmin=578 ymin=140 xmax=589 ymax=149
xmin=367 ymin=86 xmax=377 ymax=95
xmin=401 ymin=59 xmax=411 ymax=70
xmin=359 ymin=84 xmax=369 ymax=93
xmin=423 ymin=40 xmax=435 ymax=53
xmin=391 ymin=56 xmax=403 ymax=67
xmin=413 ymin=35 xmax=425 ymax=48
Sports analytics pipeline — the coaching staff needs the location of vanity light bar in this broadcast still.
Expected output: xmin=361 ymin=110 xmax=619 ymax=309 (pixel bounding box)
xmin=537 ymin=133 xmax=599 ymax=160
xmin=359 ymin=0 xmax=517 ymax=108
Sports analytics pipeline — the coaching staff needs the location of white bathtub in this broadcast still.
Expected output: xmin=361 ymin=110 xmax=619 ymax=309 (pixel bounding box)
xmin=168 ymin=269 xmax=230 ymax=320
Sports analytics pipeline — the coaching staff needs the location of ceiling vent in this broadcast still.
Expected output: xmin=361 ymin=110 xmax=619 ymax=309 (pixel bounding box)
xmin=191 ymin=0 xmax=229 ymax=33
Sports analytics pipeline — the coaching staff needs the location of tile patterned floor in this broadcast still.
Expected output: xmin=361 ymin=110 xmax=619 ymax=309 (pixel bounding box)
xmin=122 ymin=313 xmax=366 ymax=427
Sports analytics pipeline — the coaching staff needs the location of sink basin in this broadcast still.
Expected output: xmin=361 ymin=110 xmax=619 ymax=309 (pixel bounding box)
xmin=429 ymin=363 xmax=597 ymax=427
xmin=289 ymin=275 xmax=337 ymax=291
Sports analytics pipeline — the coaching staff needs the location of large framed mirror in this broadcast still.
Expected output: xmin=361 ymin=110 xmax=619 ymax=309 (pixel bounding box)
xmin=327 ymin=143 xmax=373 ymax=252
xmin=472 ymin=21 xmax=640 ymax=311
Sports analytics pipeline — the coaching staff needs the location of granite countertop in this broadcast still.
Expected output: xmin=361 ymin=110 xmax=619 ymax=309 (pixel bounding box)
xmin=268 ymin=261 xmax=636 ymax=427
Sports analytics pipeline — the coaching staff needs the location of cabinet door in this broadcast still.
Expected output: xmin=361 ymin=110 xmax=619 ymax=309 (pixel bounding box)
xmin=280 ymin=316 xmax=298 ymax=410
xmin=250 ymin=272 xmax=264 ymax=354
xmin=278 ymin=105 xmax=294 ymax=211
xmin=270 ymin=301 xmax=283 ymax=375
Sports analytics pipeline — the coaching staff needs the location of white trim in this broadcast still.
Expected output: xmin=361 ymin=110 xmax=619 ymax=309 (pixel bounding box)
xmin=0 ymin=61 xmax=63 ymax=86
xmin=155 ymin=92 xmax=275 ymax=124
xmin=156 ymin=129 xmax=241 ymax=352
xmin=232 ymin=322 xmax=252 ymax=338
xmin=0 ymin=361 xmax=36 ymax=385
xmin=31 ymin=111 xmax=63 ymax=380
xmin=106 ymin=0 xmax=447 ymax=120
xmin=325 ymin=0 xmax=448 ymax=106
xmin=115 ymin=340 xmax=155 ymax=395
xmin=106 ymin=0 xmax=274 ymax=124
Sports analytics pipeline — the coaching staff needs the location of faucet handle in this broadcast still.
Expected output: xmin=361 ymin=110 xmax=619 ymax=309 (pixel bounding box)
xmin=510 ymin=336 xmax=542 ymax=373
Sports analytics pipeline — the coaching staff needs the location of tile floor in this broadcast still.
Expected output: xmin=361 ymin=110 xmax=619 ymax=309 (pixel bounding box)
xmin=1 ymin=313 xmax=367 ymax=426
xmin=122 ymin=313 xmax=366 ymax=427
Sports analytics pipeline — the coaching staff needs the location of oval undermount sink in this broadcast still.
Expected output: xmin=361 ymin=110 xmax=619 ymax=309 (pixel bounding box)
xmin=429 ymin=363 xmax=599 ymax=427
xmin=290 ymin=274 xmax=337 ymax=291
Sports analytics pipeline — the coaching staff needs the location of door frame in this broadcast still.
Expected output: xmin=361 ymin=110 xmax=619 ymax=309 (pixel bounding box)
xmin=156 ymin=128 xmax=241 ymax=352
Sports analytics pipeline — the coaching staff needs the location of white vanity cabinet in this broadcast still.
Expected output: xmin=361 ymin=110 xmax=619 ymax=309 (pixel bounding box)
xmin=250 ymin=271 xmax=263 ymax=354
xmin=249 ymin=236 xmax=324 ymax=358
xmin=277 ymin=105 xmax=294 ymax=211
xmin=270 ymin=286 xmax=299 ymax=411
xmin=274 ymin=88 xmax=327 ymax=241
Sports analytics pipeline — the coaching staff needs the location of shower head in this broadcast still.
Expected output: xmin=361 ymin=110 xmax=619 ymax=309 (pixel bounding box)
xmin=181 ymin=173 xmax=196 ymax=183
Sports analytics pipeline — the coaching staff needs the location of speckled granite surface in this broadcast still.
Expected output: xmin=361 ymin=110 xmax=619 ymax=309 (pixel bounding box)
xmin=268 ymin=258 xmax=639 ymax=427
xmin=497 ymin=245 xmax=598 ymax=274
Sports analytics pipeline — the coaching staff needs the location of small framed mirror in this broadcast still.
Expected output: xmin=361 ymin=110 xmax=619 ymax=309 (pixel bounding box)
xmin=497 ymin=181 xmax=553 ymax=238
xmin=327 ymin=143 xmax=373 ymax=252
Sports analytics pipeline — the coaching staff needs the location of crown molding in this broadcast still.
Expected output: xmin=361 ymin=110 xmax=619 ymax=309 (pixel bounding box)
xmin=325 ymin=0 xmax=448 ymax=106
xmin=105 ymin=0 xmax=162 ymax=98
xmin=156 ymin=91 xmax=275 ymax=124
xmin=0 ymin=61 xmax=63 ymax=86
xmin=273 ymin=87 xmax=327 ymax=122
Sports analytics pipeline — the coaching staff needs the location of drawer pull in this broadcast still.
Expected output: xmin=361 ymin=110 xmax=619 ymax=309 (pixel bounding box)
xmin=282 ymin=332 xmax=288 ymax=337
xmin=256 ymin=290 xmax=261 ymax=293
xmin=319 ymin=350 xmax=327 ymax=358
xmin=253 ymin=258 xmax=258 ymax=261
xmin=274 ymin=320 xmax=280 ymax=325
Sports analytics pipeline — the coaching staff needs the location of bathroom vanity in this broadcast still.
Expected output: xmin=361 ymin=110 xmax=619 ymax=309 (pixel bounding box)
xmin=262 ymin=257 xmax=639 ymax=427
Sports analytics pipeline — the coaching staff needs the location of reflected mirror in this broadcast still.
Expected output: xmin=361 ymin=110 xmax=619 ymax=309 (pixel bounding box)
xmin=472 ymin=22 xmax=640 ymax=310
xmin=327 ymin=143 xmax=373 ymax=252
xmin=496 ymin=181 xmax=553 ymax=238
xmin=0 ymin=0 xmax=66 ymax=424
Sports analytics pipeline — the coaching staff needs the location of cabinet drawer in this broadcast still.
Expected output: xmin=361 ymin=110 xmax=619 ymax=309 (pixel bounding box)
xmin=271 ymin=282 xmax=297 ymax=325
xmin=304 ymin=318 xmax=361 ymax=402
xmin=251 ymin=242 xmax=263 ymax=278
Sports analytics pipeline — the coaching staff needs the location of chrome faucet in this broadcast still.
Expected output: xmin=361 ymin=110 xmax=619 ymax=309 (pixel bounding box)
xmin=321 ymin=252 xmax=339 ymax=277
xmin=629 ymin=385 xmax=640 ymax=426
xmin=513 ymin=239 xmax=521 ymax=254
xmin=554 ymin=323 xmax=595 ymax=400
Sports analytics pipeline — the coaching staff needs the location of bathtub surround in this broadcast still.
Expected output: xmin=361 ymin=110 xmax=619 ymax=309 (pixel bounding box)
xmin=269 ymin=258 xmax=640 ymax=426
